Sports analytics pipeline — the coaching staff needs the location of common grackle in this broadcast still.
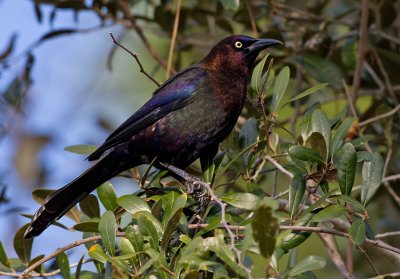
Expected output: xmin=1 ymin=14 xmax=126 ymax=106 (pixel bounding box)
xmin=24 ymin=35 xmax=282 ymax=238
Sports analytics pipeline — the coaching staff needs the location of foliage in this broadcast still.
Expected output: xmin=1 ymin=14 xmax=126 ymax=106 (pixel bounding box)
xmin=1 ymin=0 xmax=400 ymax=278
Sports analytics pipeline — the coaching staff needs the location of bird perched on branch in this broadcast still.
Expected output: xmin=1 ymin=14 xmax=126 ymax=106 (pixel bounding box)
xmin=25 ymin=35 xmax=282 ymax=238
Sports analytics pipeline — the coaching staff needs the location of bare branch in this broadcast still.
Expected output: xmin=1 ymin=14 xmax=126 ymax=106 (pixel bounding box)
xmin=350 ymin=0 xmax=369 ymax=105
xmin=166 ymin=0 xmax=182 ymax=79
xmin=359 ymin=104 xmax=400 ymax=127
xmin=109 ymin=32 xmax=160 ymax=87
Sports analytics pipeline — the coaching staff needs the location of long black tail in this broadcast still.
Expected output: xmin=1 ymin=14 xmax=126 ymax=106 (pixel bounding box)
xmin=24 ymin=152 xmax=136 ymax=239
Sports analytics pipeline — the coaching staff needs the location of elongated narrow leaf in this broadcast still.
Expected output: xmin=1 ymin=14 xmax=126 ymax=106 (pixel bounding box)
xmin=286 ymin=83 xmax=328 ymax=104
xmin=97 ymin=182 xmax=117 ymax=211
xmin=75 ymin=255 xmax=84 ymax=279
xmin=135 ymin=211 xmax=161 ymax=250
xmin=251 ymin=201 xmax=279 ymax=259
xmin=289 ymin=175 xmax=306 ymax=219
xmin=348 ymin=218 xmax=366 ymax=245
xmin=0 ymin=241 xmax=10 ymax=268
xmin=239 ymin=117 xmax=259 ymax=149
xmin=312 ymin=205 xmax=347 ymax=222
xmin=288 ymin=255 xmax=326 ymax=276
xmin=332 ymin=195 xmax=366 ymax=214
xmin=13 ymin=224 xmax=33 ymax=264
xmin=288 ymin=145 xmax=325 ymax=165
xmin=335 ymin=143 xmax=357 ymax=195
xmin=161 ymin=208 xmax=182 ymax=252
xmin=361 ymin=153 xmax=384 ymax=206
xmin=56 ymin=252 xmax=71 ymax=279
xmin=117 ymin=195 xmax=150 ymax=215
xmin=125 ymin=225 xmax=144 ymax=253
xmin=73 ymin=221 xmax=99 ymax=232
xmin=221 ymin=192 xmax=260 ymax=210
xmin=271 ymin=66 xmax=290 ymax=112
xmin=162 ymin=192 xmax=187 ymax=229
xmin=251 ymin=53 xmax=270 ymax=92
xmin=310 ymin=132 xmax=327 ymax=161
xmin=64 ymin=144 xmax=98 ymax=155
xmin=311 ymin=109 xmax=331 ymax=153
xmin=98 ymin=211 xmax=116 ymax=256
xmin=88 ymin=244 xmax=109 ymax=263
xmin=330 ymin=117 xmax=356 ymax=157
xmin=80 ymin=194 xmax=100 ymax=218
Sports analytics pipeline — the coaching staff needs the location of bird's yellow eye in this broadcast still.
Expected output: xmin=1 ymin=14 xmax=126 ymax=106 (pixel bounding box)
xmin=234 ymin=41 xmax=243 ymax=49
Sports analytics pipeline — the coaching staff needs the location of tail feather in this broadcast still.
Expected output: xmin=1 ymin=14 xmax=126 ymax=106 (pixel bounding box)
xmin=24 ymin=152 xmax=136 ymax=239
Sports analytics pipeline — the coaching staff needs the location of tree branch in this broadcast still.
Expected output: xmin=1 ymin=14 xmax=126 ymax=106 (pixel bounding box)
xmin=166 ymin=0 xmax=182 ymax=79
xmin=109 ymin=32 xmax=160 ymax=87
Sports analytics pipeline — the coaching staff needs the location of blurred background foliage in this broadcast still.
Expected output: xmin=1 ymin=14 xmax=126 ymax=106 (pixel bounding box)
xmin=0 ymin=0 xmax=400 ymax=278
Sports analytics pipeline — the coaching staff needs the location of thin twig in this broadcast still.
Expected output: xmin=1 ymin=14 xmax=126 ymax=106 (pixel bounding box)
xmin=19 ymin=232 xmax=124 ymax=279
xmin=109 ymin=32 xmax=160 ymax=86
xmin=376 ymin=231 xmax=400 ymax=239
xmin=265 ymin=155 xmax=294 ymax=178
xmin=350 ymin=0 xmax=369 ymax=105
xmin=343 ymin=80 xmax=358 ymax=118
xmin=244 ymin=0 xmax=258 ymax=37
xmin=359 ymin=104 xmax=400 ymax=127
xmin=356 ymin=245 xmax=380 ymax=276
xmin=318 ymin=233 xmax=353 ymax=279
xmin=202 ymin=182 xmax=253 ymax=278
xmin=166 ymin=0 xmax=182 ymax=79
xmin=118 ymin=0 xmax=173 ymax=73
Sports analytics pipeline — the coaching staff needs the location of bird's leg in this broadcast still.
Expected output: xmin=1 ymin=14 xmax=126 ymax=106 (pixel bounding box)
xmin=157 ymin=162 xmax=210 ymax=205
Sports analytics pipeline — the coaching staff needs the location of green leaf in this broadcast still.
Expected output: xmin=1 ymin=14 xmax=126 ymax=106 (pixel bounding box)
xmin=288 ymin=255 xmax=326 ymax=276
xmin=64 ymin=144 xmax=98 ymax=155
xmin=219 ymin=0 xmax=239 ymax=11
xmin=28 ymin=254 xmax=45 ymax=274
xmin=0 ymin=241 xmax=10 ymax=268
xmin=251 ymin=53 xmax=270 ymax=93
xmin=13 ymin=224 xmax=33 ymax=264
xmin=301 ymin=53 xmax=344 ymax=90
xmin=221 ymin=192 xmax=261 ymax=210
xmin=311 ymin=109 xmax=331 ymax=153
xmin=98 ymin=211 xmax=116 ymax=256
xmin=120 ymin=237 xmax=135 ymax=255
xmin=251 ymin=200 xmax=279 ymax=259
xmin=239 ymin=117 xmax=258 ymax=149
xmin=271 ymin=66 xmax=290 ymax=112
xmin=288 ymin=145 xmax=325 ymax=165
xmin=361 ymin=153 xmax=384 ymax=206
xmin=88 ymin=244 xmax=109 ymax=263
xmin=125 ymin=225 xmax=144 ymax=253
xmin=117 ymin=195 xmax=151 ymax=215
xmin=334 ymin=143 xmax=357 ymax=195
xmin=162 ymin=192 xmax=187 ymax=229
xmin=310 ymin=132 xmax=327 ymax=161
xmin=135 ymin=211 xmax=161 ymax=250
xmin=56 ymin=252 xmax=71 ymax=279
xmin=75 ymin=255 xmax=84 ymax=279
xmin=97 ymin=182 xmax=117 ymax=211
xmin=209 ymin=234 xmax=247 ymax=277
xmin=330 ymin=117 xmax=356 ymax=157
xmin=286 ymin=83 xmax=328 ymax=104
xmin=161 ymin=208 xmax=182 ymax=252
xmin=312 ymin=205 xmax=347 ymax=222
xmin=73 ymin=221 xmax=99 ymax=232
xmin=289 ymin=175 xmax=306 ymax=219
xmin=332 ymin=195 xmax=366 ymax=213
xmin=80 ymin=194 xmax=100 ymax=218
xmin=348 ymin=218 xmax=366 ymax=245
xmin=218 ymin=140 xmax=264 ymax=177
xmin=350 ymin=134 xmax=374 ymax=147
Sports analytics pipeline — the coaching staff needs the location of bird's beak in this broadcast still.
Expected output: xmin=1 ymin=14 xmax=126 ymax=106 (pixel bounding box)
xmin=246 ymin=38 xmax=283 ymax=56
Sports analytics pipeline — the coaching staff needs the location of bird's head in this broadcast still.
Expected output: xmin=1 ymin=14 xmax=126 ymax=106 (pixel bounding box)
xmin=201 ymin=35 xmax=282 ymax=75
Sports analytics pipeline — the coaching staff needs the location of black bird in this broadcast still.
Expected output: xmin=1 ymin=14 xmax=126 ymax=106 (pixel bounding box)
xmin=24 ymin=35 xmax=282 ymax=238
